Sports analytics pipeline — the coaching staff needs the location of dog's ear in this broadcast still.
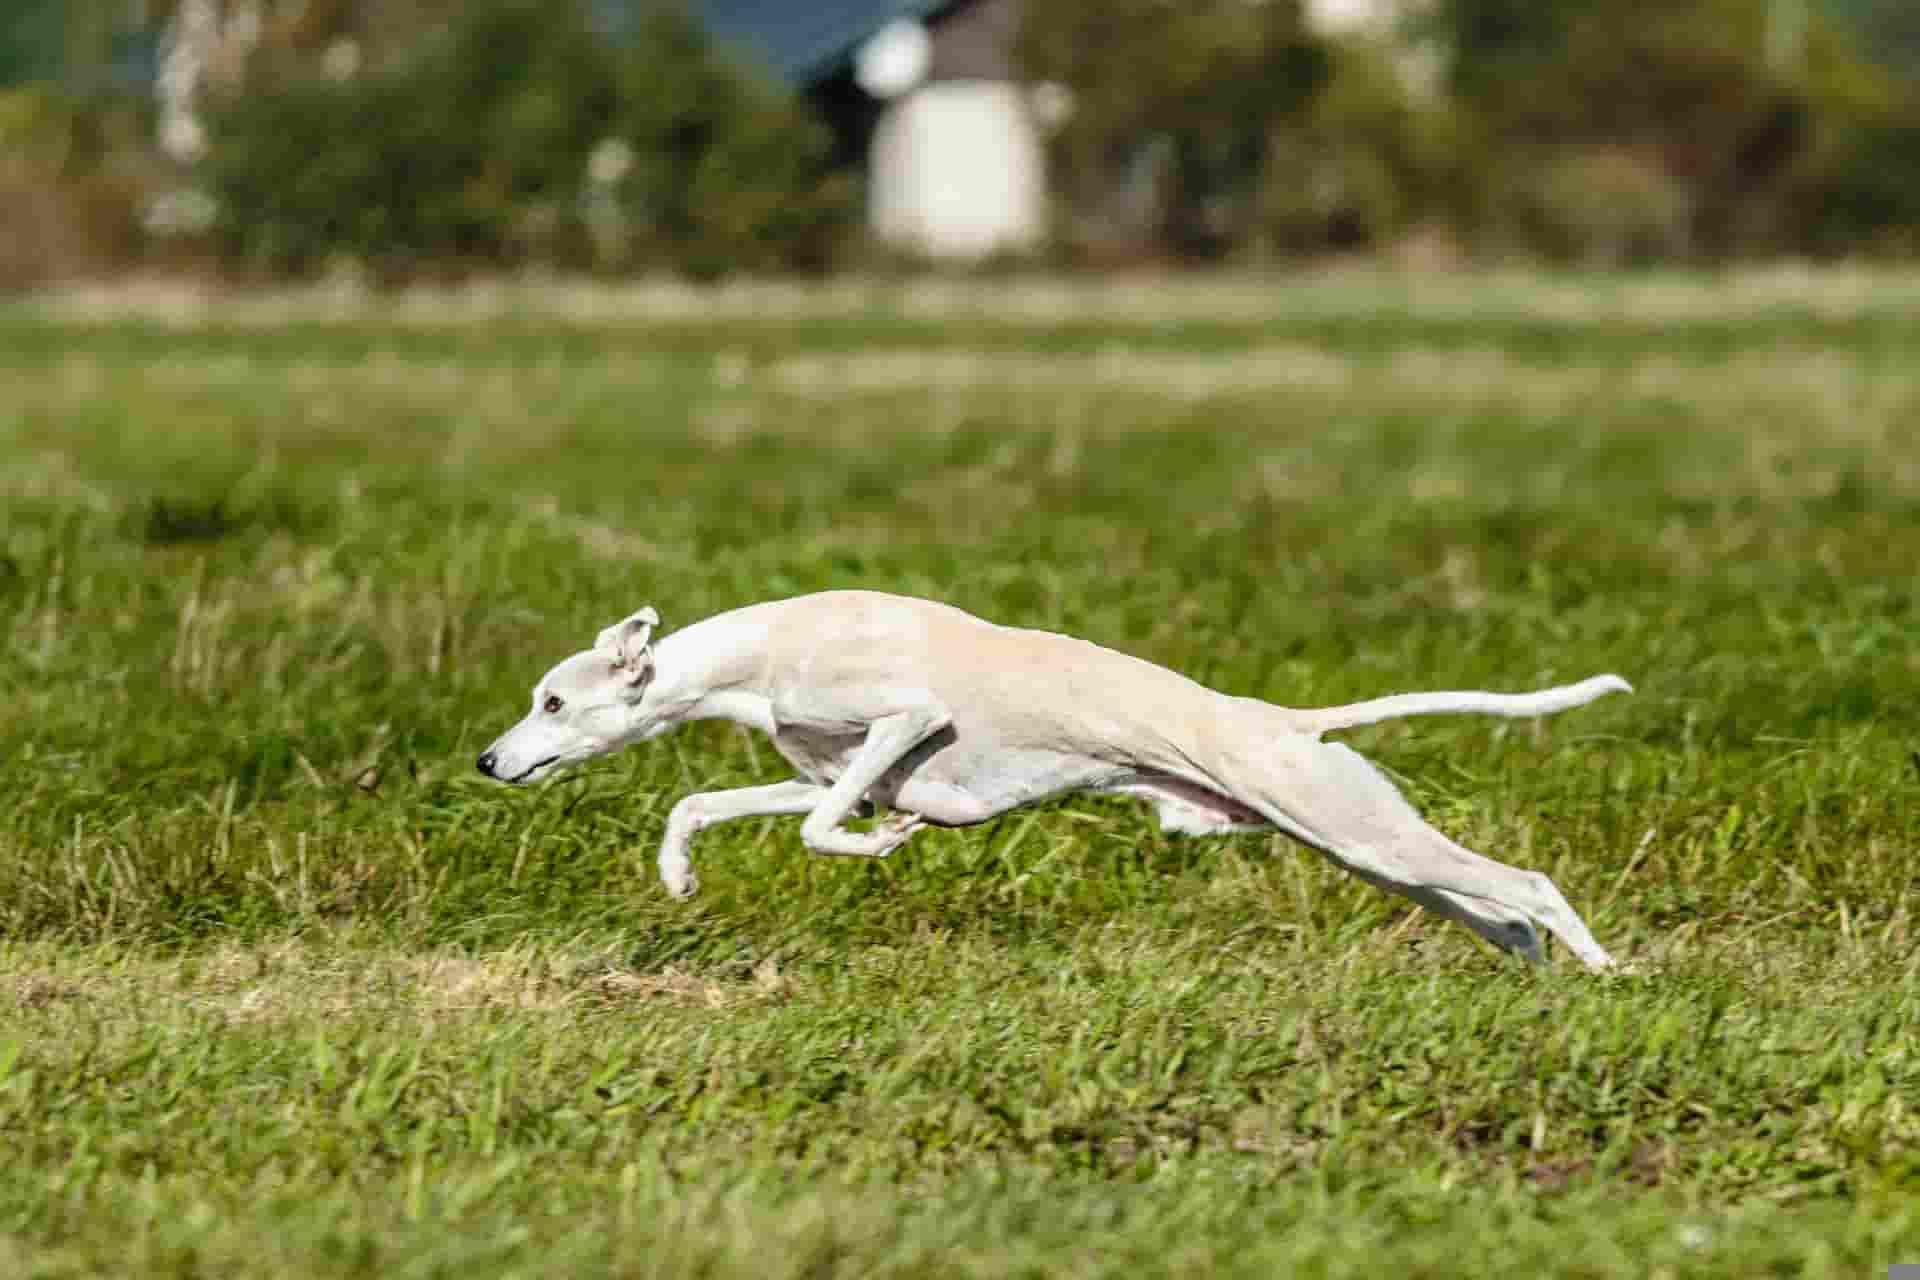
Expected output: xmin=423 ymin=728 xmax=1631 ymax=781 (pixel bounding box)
xmin=595 ymin=606 xmax=659 ymax=678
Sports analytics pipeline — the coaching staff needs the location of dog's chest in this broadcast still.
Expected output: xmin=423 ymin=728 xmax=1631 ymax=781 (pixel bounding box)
xmin=769 ymin=727 xmax=867 ymax=784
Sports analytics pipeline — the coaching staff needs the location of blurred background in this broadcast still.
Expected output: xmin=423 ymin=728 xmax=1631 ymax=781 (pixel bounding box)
xmin=3 ymin=0 xmax=1918 ymax=290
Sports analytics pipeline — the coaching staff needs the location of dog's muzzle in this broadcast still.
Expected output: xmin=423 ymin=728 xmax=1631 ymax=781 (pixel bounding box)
xmin=477 ymin=750 xmax=558 ymax=783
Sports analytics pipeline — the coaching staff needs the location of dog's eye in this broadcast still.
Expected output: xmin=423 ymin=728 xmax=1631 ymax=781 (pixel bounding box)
xmin=543 ymin=695 xmax=564 ymax=714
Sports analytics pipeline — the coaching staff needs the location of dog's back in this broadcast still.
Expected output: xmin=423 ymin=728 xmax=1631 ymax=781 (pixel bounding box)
xmin=736 ymin=591 xmax=1268 ymax=781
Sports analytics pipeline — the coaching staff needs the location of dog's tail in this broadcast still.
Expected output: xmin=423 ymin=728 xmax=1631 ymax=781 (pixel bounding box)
xmin=1291 ymin=674 xmax=1631 ymax=737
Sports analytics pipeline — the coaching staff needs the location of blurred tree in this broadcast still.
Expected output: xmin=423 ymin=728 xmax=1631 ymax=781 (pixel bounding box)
xmin=0 ymin=0 xmax=162 ymax=93
xmin=1430 ymin=0 xmax=1905 ymax=257
xmin=200 ymin=0 xmax=855 ymax=278
xmin=1020 ymin=0 xmax=1329 ymax=258
xmin=0 ymin=0 xmax=160 ymax=288
xmin=1255 ymin=35 xmax=1465 ymax=255
xmin=0 ymin=0 xmax=70 ymax=88
xmin=1822 ymin=0 xmax=1920 ymax=83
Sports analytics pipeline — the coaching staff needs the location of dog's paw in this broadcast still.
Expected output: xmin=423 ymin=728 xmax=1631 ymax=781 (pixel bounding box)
xmin=871 ymin=812 xmax=924 ymax=855
xmin=834 ymin=812 xmax=925 ymax=858
xmin=1579 ymin=949 xmax=1621 ymax=974
xmin=660 ymin=860 xmax=699 ymax=899
xmin=802 ymin=812 xmax=927 ymax=858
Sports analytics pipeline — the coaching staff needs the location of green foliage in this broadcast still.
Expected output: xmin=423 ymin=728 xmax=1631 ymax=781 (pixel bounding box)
xmin=1431 ymin=0 xmax=1912 ymax=258
xmin=599 ymin=8 xmax=857 ymax=277
xmin=1804 ymin=108 xmax=1920 ymax=252
xmin=1825 ymin=0 xmax=1920 ymax=83
xmin=202 ymin=0 xmax=855 ymax=277
xmin=1019 ymin=0 xmax=1329 ymax=257
xmin=1490 ymin=146 xmax=1694 ymax=266
xmin=1255 ymin=39 xmax=1462 ymax=254
xmin=1015 ymin=0 xmax=1919 ymax=262
xmin=5 ymin=271 xmax=1920 ymax=1272
xmin=0 ymin=0 xmax=66 ymax=88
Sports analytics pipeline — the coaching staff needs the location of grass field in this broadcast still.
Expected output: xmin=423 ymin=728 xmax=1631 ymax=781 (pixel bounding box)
xmin=2 ymin=269 xmax=1918 ymax=1278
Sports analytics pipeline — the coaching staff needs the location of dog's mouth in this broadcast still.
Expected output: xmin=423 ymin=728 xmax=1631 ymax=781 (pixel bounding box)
xmin=508 ymin=755 xmax=562 ymax=784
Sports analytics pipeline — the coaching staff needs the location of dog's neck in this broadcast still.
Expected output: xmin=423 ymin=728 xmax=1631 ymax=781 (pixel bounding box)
xmin=636 ymin=612 xmax=777 ymax=735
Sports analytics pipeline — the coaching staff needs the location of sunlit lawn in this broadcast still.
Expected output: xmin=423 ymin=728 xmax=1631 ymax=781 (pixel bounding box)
xmin=2 ymin=269 xmax=1917 ymax=1277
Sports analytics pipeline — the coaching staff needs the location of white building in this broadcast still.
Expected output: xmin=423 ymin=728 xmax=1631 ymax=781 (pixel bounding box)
xmin=700 ymin=0 xmax=1047 ymax=261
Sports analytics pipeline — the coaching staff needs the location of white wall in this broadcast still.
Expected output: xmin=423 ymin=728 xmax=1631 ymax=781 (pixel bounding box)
xmin=868 ymin=82 xmax=1046 ymax=261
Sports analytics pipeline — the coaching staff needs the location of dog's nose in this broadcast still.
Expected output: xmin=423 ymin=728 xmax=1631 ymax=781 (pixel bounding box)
xmin=476 ymin=750 xmax=497 ymax=777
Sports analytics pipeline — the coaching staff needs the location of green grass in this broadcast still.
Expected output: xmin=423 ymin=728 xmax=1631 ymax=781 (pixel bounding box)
xmin=2 ymin=270 xmax=1918 ymax=1277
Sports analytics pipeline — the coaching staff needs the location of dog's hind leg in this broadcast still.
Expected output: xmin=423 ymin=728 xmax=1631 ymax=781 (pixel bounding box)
xmin=1249 ymin=740 xmax=1613 ymax=970
xmin=658 ymin=779 xmax=826 ymax=898
xmin=1119 ymin=775 xmax=1544 ymax=960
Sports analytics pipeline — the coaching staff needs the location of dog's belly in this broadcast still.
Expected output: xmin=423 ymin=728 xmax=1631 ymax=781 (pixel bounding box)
xmin=771 ymin=726 xmax=1125 ymax=827
xmin=886 ymin=745 xmax=1128 ymax=825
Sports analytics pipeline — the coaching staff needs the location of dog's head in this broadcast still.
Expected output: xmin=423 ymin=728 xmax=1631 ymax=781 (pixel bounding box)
xmin=476 ymin=607 xmax=665 ymax=785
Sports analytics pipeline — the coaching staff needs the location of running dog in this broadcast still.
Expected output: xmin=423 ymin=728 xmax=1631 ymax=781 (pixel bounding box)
xmin=477 ymin=591 xmax=1630 ymax=969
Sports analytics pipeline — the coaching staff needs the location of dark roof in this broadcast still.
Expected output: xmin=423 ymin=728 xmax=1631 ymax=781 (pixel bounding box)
xmin=11 ymin=0 xmax=979 ymax=96
xmin=694 ymin=0 xmax=951 ymax=87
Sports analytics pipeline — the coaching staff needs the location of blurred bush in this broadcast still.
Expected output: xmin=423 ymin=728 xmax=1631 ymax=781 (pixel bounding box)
xmin=1430 ymin=0 xmax=1912 ymax=260
xmin=1018 ymin=0 xmax=1330 ymax=259
xmin=1252 ymin=37 xmax=1462 ymax=256
xmin=1821 ymin=0 xmax=1920 ymax=84
xmin=201 ymin=0 xmax=856 ymax=278
xmin=1018 ymin=0 xmax=1917 ymax=264
xmin=602 ymin=8 xmax=859 ymax=277
xmin=1488 ymin=146 xmax=1694 ymax=266
xmin=0 ymin=86 xmax=151 ymax=290
xmin=1804 ymin=107 xmax=1920 ymax=254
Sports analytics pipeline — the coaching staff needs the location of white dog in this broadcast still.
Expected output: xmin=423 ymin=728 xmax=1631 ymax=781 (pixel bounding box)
xmin=478 ymin=591 xmax=1630 ymax=969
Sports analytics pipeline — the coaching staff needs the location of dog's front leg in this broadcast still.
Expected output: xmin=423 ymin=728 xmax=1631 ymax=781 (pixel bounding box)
xmin=798 ymin=705 xmax=949 ymax=857
xmin=658 ymin=779 xmax=826 ymax=897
